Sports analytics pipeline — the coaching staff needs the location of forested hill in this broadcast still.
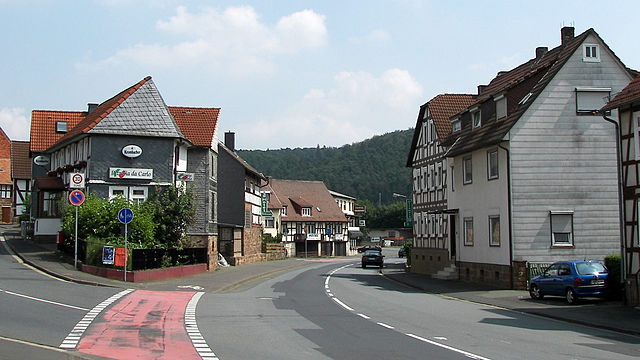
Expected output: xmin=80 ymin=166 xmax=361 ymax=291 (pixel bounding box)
xmin=237 ymin=129 xmax=413 ymax=205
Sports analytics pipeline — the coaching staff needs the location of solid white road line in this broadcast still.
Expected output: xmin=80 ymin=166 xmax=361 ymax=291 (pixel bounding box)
xmin=0 ymin=236 xmax=66 ymax=282
xmin=0 ymin=288 xmax=89 ymax=311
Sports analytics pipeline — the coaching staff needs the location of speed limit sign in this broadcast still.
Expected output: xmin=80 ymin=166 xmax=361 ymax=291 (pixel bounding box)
xmin=70 ymin=172 xmax=85 ymax=188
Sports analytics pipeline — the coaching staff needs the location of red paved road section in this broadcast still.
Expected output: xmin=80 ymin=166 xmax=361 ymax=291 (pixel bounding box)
xmin=78 ymin=290 xmax=201 ymax=360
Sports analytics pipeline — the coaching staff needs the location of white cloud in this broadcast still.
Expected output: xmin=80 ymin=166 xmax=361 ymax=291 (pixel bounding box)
xmin=80 ymin=6 xmax=327 ymax=75
xmin=236 ymin=68 xmax=423 ymax=149
xmin=0 ymin=108 xmax=30 ymax=141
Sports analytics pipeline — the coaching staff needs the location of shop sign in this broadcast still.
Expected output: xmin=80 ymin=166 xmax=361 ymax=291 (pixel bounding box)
xmin=109 ymin=167 xmax=153 ymax=180
xmin=307 ymin=233 xmax=321 ymax=241
xmin=122 ymin=145 xmax=143 ymax=158
xmin=176 ymin=172 xmax=194 ymax=181
xmin=33 ymin=155 xmax=50 ymax=166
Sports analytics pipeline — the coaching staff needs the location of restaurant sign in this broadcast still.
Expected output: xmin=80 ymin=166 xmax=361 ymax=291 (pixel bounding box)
xmin=109 ymin=167 xmax=153 ymax=180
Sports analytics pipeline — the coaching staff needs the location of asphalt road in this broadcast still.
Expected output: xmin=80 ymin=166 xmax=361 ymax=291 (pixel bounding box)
xmin=1 ymin=243 xmax=639 ymax=359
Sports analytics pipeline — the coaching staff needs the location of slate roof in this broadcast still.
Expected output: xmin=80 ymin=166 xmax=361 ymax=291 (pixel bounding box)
xmin=602 ymin=75 xmax=640 ymax=111
xmin=265 ymin=179 xmax=348 ymax=222
xmin=218 ymin=142 xmax=265 ymax=180
xmin=11 ymin=141 xmax=31 ymax=179
xmin=441 ymin=28 xmax=633 ymax=158
xmin=170 ymin=107 xmax=220 ymax=147
xmin=30 ymin=111 xmax=85 ymax=153
xmin=48 ymin=77 xmax=187 ymax=152
xmin=406 ymin=94 xmax=476 ymax=167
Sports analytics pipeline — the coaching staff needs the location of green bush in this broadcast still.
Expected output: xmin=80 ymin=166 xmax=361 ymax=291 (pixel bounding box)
xmin=147 ymin=185 xmax=195 ymax=248
xmin=605 ymin=254 xmax=622 ymax=298
xmin=402 ymin=241 xmax=413 ymax=266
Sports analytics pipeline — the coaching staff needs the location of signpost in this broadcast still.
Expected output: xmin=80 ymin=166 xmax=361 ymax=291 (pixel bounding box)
xmin=118 ymin=208 xmax=134 ymax=282
xmin=69 ymin=190 xmax=85 ymax=269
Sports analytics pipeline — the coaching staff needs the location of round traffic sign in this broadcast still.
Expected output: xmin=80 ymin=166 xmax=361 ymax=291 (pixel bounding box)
xmin=72 ymin=173 xmax=83 ymax=185
xmin=69 ymin=190 xmax=85 ymax=206
xmin=118 ymin=208 xmax=134 ymax=224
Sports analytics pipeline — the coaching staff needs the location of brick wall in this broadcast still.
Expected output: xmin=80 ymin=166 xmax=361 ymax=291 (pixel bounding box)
xmin=458 ymin=261 xmax=512 ymax=288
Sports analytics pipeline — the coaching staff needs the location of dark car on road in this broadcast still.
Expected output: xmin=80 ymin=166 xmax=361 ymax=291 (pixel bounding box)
xmin=398 ymin=247 xmax=406 ymax=258
xmin=529 ymin=260 xmax=609 ymax=304
xmin=361 ymin=250 xmax=384 ymax=268
xmin=357 ymin=245 xmax=381 ymax=253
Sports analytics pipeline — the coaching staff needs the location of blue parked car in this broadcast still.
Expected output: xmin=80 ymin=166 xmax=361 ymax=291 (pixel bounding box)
xmin=529 ymin=260 xmax=609 ymax=304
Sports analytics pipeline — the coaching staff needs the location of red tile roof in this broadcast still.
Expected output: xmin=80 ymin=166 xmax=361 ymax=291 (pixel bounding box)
xmin=30 ymin=111 xmax=85 ymax=152
xmin=265 ymin=179 xmax=347 ymax=222
xmin=170 ymin=107 xmax=220 ymax=147
xmin=602 ymin=75 xmax=640 ymax=111
xmin=429 ymin=94 xmax=478 ymax=139
xmin=11 ymin=141 xmax=31 ymax=179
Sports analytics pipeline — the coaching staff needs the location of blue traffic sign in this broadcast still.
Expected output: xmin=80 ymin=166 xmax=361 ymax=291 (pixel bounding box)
xmin=118 ymin=208 xmax=134 ymax=224
xmin=69 ymin=190 xmax=85 ymax=206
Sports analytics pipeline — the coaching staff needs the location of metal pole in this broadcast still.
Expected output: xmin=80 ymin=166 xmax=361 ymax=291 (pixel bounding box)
xmin=124 ymin=223 xmax=128 ymax=282
xmin=74 ymin=206 xmax=78 ymax=269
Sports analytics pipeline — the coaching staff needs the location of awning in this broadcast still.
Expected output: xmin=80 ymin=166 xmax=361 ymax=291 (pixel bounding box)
xmin=348 ymin=230 xmax=364 ymax=238
xmin=33 ymin=176 xmax=65 ymax=191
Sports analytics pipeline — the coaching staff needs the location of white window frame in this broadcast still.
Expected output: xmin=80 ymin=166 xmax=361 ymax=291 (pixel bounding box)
xmin=487 ymin=149 xmax=499 ymax=180
xmin=282 ymin=205 xmax=288 ymax=216
xmin=452 ymin=119 xmax=461 ymax=132
xmin=495 ymin=94 xmax=507 ymax=119
xmin=471 ymin=110 xmax=481 ymax=129
xmin=463 ymin=156 xmax=472 ymax=184
xmin=109 ymin=186 xmax=128 ymax=200
xmin=550 ymin=211 xmax=574 ymax=247
xmin=56 ymin=121 xmax=68 ymax=133
xmin=635 ymin=115 xmax=640 ymax=162
xmin=302 ymin=207 xmax=311 ymax=217
xmin=575 ymin=87 xmax=611 ymax=115
xmin=489 ymin=215 xmax=500 ymax=247
xmin=582 ymin=44 xmax=600 ymax=63
xmin=129 ymin=186 xmax=148 ymax=205
xmin=463 ymin=217 xmax=474 ymax=246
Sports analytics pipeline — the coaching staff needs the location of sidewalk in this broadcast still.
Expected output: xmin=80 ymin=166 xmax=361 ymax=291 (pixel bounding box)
xmin=2 ymin=225 xmax=639 ymax=336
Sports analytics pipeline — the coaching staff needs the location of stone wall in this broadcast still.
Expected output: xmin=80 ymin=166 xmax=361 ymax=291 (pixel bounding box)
xmin=186 ymin=233 xmax=218 ymax=270
xmin=458 ymin=261 xmax=512 ymax=288
xmin=410 ymin=248 xmax=453 ymax=275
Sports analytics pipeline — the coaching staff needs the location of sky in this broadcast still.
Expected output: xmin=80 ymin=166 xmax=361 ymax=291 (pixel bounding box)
xmin=1 ymin=1 xmax=639 ymax=150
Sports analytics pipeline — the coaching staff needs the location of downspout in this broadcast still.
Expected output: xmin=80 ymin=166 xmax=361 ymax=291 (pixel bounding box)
xmin=498 ymin=142 xmax=514 ymax=289
xmin=602 ymin=113 xmax=627 ymax=292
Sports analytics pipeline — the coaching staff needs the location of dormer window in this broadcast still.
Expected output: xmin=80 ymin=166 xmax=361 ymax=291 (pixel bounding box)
xmin=282 ymin=205 xmax=288 ymax=216
xmin=471 ymin=109 xmax=481 ymax=129
xmin=56 ymin=121 xmax=68 ymax=133
xmin=452 ymin=118 xmax=461 ymax=132
xmin=583 ymin=44 xmax=600 ymax=62
xmin=302 ymin=207 xmax=311 ymax=217
xmin=494 ymin=94 xmax=507 ymax=119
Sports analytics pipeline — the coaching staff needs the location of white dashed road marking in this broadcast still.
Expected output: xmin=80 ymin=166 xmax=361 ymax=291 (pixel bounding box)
xmin=59 ymin=289 xmax=134 ymax=349
xmin=185 ymin=292 xmax=219 ymax=360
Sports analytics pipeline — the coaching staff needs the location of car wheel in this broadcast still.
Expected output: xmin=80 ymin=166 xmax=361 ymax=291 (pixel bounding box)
xmin=529 ymin=284 xmax=543 ymax=300
xmin=565 ymin=288 xmax=577 ymax=304
xmin=361 ymin=263 xmax=366 ymax=268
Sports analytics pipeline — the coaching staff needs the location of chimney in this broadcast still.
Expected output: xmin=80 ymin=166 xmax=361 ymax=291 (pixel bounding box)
xmin=536 ymin=46 xmax=548 ymax=58
xmin=87 ymin=103 xmax=99 ymax=113
xmin=225 ymin=131 xmax=235 ymax=152
xmin=561 ymin=26 xmax=574 ymax=46
xmin=477 ymin=85 xmax=488 ymax=95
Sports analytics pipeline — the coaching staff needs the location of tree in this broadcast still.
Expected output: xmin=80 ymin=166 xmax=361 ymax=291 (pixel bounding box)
xmin=147 ymin=185 xmax=195 ymax=248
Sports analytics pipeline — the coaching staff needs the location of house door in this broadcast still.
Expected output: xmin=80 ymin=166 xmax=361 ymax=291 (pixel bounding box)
xmin=2 ymin=207 xmax=10 ymax=223
xmin=334 ymin=242 xmax=346 ymax=256
xmin=321 ymin=242 xmax=332 ymax=256
xmin=449 ymin=214 xmax=457 ymax=259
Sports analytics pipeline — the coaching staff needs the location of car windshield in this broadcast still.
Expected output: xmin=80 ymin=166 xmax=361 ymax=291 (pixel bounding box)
xmin=576 ymin=262 xmax=607 ymax=275
xmin=364 ymin=250 xmax=381 ymax=256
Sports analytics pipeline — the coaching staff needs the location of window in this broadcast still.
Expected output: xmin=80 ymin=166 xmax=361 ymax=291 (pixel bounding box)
xmin=308 ymin=223 xmax=316 ymax=233
xmin=489 ymin=215 xmax=500 ymax=246
xmin=634 ymin=116 xmax=640 ymax=162
xmin=464 ymin=217 xmax=474 ymax=246
xmin=583 ymin=44 xmax=600 ymax=62
xmin=282 ymin=205 xmax=288 ymax=216
xmin=463 ymin=156 xmax=472 ymax=184
xmin=576 ymin=87 xmax=611 ymax=115
xmin=210 ymin=191 xmax=216 ymax=221
xmin=487 ymin=149 xmax=498 ymax=180
xmin=471 ymin=110 xmax=481 ymax=128
xmin=56 ymin=121 xmax=68 ymax=133
xmin=109 ymin=186 xmax=127 ymax=200
xmin=296 ymin=223 xmax=303 ymax=234
xmin=282 ymin=223 xmax=288 ymax=235
xmin=495 ymin=95 xmax=507 ymax=119
xmin=265 ymin=217 xmax=275 ymax=228
xmin=452 ymin=119 xmax=461 ymax=132
xmin=130 ymin=187 xmax=148 ymax=205
xmin=0 ymin=185 xmax=11 ymax=199
xmin=550 ymin=211 xmax=574 ymax=247
xmin=302 ymin=207 xmax=311 ymax=216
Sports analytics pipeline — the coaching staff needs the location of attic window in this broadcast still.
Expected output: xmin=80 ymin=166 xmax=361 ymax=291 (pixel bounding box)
xmin=519 ymin=93 xmax=532 ymax=105
xmin=494 ymin=94 xmax=507 ymax=119
xmin=452 ymin=119 xmax=461 ymax=132
xmin=56 ymin=121 xmax=68 ymax=133
xmin=583 ymin=44 xmax=600 ymax=63
xmin=471 ymin=110 xmax=481 ymax=129
xmin=575 ymin=87 xmax=611 ymax=115
xmin=302 ymin=207 xmax=311 ymax=217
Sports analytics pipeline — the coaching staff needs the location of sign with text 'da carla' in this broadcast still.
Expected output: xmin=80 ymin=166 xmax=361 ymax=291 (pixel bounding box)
xmin=109 ymin=167 xmax=153 ymax=180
